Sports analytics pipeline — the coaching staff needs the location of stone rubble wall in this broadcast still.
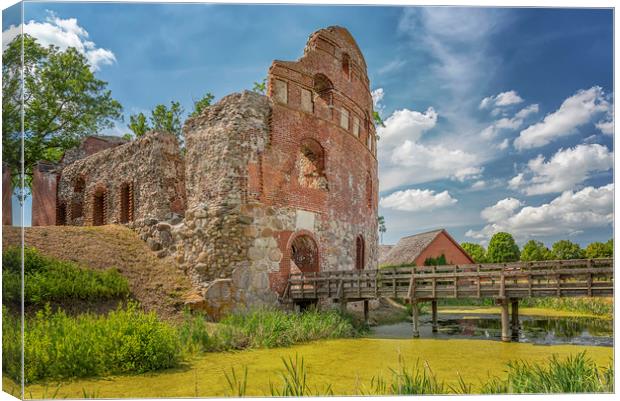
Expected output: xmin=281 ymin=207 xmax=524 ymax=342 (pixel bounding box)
xmin=57 ymin=131 xmax=186 ymax=226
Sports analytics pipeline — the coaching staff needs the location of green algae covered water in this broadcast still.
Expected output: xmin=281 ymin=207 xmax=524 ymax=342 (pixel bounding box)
xmin=19 ymin=337 xmax=613 ymax=398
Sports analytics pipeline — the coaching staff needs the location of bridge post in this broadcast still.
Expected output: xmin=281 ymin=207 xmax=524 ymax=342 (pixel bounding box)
xmin=431 ymin=300 xmax=438 ymax=332
xmin=412 ymin=300 xmax=420 ymax=338
xmin=500 ymin=298 xmax=510 ymax=342
xmin=511 ymin=298 xmax=519 ymax=338
xmin=363 ymin=300 xmax=369 ymax=325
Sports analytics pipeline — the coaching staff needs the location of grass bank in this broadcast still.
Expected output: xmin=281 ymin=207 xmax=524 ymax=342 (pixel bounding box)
xmin=2 ymin=246 xmax=129 ymax=306
xmin=436 ymin=297 xmax=612 ymax=317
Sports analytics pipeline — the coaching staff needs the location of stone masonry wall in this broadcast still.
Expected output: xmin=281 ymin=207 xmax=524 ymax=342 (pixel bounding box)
xmin=57 ymin=132 xmax=186 ymax=230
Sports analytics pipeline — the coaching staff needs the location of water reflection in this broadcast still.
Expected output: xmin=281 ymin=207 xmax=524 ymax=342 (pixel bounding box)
xmin=370 ymin=314 xmax=613 ymax=347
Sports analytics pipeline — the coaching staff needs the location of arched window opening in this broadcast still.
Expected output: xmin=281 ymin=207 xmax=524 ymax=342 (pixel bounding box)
xmin=313 ymin=73 xmax=333 ymax=105
xmin=291 ymin=234 xmax=319 ymax=273
xmin=298 ymin=138 xmax=328 ymax=190
xmin=342 ymin=53 xmax=351 ymax=79
xmin=119 ymin=183 xmax=133 ymax=224
xmin=56 ymin=203 xmax=66 ymax=226
xmin=92 ymin=188 xmax=106 ymax=226
xmin=355 ymin=235 xmax=365 ymax=270
xmin=71 ymin=176 xmax=85 ymax=220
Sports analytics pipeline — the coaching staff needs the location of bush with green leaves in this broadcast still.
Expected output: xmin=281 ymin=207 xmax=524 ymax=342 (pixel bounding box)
xmin=460 ymin=243 xmax=487 ymax=263
xmin=487 ymin=232 xmax=520 ymax=263
xmin=520 ymin=240 xmax=552 ymax=262
xmin=423 ymin=254 xmax=447 ymax=266
xmin=2 ymin=246 xmax=129 ymax=305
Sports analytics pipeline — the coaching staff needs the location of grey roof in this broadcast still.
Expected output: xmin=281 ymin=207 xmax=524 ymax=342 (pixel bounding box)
xmin=380 ymin=229 xmax=444 ymax=266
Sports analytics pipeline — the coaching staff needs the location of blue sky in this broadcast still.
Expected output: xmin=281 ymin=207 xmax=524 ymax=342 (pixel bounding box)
xmin=2 ymin=3 xmax=614 ymax=248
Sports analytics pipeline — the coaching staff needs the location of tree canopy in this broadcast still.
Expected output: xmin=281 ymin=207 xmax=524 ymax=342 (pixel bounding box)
xmin=585 ymin=239 xmax=613 ymax=259
xmin=2 ymin=34 xmax=122 ymax=186
xmin=487 ymin=232 xmax=520 ymax=263
xmin=551 ymin=240 xmax=585 ymax=260
xmin=520 ymin=240 xmax=552 ymax=262
xmin=460 ymin=242 xmax=487 ymax=263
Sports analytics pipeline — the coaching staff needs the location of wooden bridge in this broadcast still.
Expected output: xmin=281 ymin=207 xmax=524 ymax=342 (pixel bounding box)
xmin=285 ymin=258 xmax=614 ymax=342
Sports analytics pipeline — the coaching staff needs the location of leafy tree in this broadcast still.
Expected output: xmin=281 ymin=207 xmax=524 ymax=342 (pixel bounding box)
xmin=487 ymin=232 xmax=520 ymax=263
xmin=461 ymin=242 xmax=487 ymax=263
xmin=127 ymin=113 xmax=149 ymax=137
xmin=252 ymin=78 xmax=267 ymax=95
xmin=551 ymin=240 xmax=585 ymax=260
xmin=585 ymin=240 xmax=613 ymax=259
xmin=127 ymin=101 xmax=184 ymax=139
xmin=378 ymin=216 xmax=386 ymax=244
xmin=520 ymin=240 xmax=552 ymax=262
xmin=150 ymin=101 xmax=184 ymax=138
xmin=2 ymin=34 xmax=122 ymax=187
xmin=189 ymin=92 xmax=215 ymax=118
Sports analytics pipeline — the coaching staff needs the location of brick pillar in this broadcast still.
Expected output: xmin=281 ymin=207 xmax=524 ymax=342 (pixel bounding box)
xmin=31 ymin=161 xmax=58 ymax=226
xmin=2 ymin=164 xmax=12 ymax=226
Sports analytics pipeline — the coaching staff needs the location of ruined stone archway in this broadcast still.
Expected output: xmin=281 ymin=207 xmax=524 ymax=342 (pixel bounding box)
xmin=290 ymin=234 xmax=319 ymax=273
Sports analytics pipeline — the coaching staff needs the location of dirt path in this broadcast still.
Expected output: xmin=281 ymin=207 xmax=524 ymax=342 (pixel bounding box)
xmin=2 ymin=225 xmax=194 ymax=321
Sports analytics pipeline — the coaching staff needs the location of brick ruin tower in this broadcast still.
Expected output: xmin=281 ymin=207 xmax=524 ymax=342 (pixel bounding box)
xmin=178 ymin=26 xmax=379 ymax=314
xmin=32 ymin=26 xmax=378 ymax=316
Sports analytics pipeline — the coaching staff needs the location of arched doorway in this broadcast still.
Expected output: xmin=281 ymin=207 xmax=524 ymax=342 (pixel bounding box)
xmin=92 ymin=188 xmax=106 ymax=226
xmin=355 ymin=235 xmax=365 ymax=270
xmin=290 ymin=234 xmax=319 ymax=273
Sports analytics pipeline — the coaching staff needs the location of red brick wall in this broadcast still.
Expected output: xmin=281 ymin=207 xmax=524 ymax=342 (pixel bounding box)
xmin=31 ymin=163 xmax=58 ymax=226
xmin=264 ymin=26 xmax=379 ymax=283
xmin=414 ymin=231 xmax=474 ymax=266
xmin=2 ymin=166 xmax=12 ymax=226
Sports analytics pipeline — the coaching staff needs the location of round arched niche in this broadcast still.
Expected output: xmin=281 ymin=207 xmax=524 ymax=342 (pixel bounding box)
xmin=290 ymin=234 xmax=319 ymax=273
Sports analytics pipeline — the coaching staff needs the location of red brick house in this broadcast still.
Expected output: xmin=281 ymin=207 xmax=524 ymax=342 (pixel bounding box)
xmin=379 ymin=229 xmax=474 ymax=267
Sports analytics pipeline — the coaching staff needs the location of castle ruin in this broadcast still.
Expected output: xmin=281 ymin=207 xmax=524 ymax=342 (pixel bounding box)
xmin=27 ymin=26 xmax=379 ymax=316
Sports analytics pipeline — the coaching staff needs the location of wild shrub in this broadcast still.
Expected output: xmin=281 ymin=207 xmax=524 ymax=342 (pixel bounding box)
xmin=3 ymin=303 xmax=180 ymax=383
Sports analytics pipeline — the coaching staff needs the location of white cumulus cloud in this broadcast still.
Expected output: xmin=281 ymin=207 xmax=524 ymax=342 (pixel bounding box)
xmin=380 ymin=189 xmax=457 ymax=212
xmin=509 ymin=143 xmax=613 ymax=195
xmin=466 ymin=184 xmax=613 ymax=241
xmin=514 ymin=86 xmax=610 ymax=150
xmin=480 ymin=90 xmax=524 ymax=109
xmin=2 ymin=11 xmax=116 ymax=71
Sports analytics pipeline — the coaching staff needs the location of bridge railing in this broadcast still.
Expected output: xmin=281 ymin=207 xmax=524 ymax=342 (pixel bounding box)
xmin=286 ymin=258 xmax=613 ymax=301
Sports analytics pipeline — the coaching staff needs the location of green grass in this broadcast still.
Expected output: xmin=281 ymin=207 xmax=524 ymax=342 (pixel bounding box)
xmin=2 ymin=246 xmax=130 ymax=305
xmin=211 ymin=307 xmax=361 ymax=350
xmin=519 ymin=297 xmax=612 ymax=316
